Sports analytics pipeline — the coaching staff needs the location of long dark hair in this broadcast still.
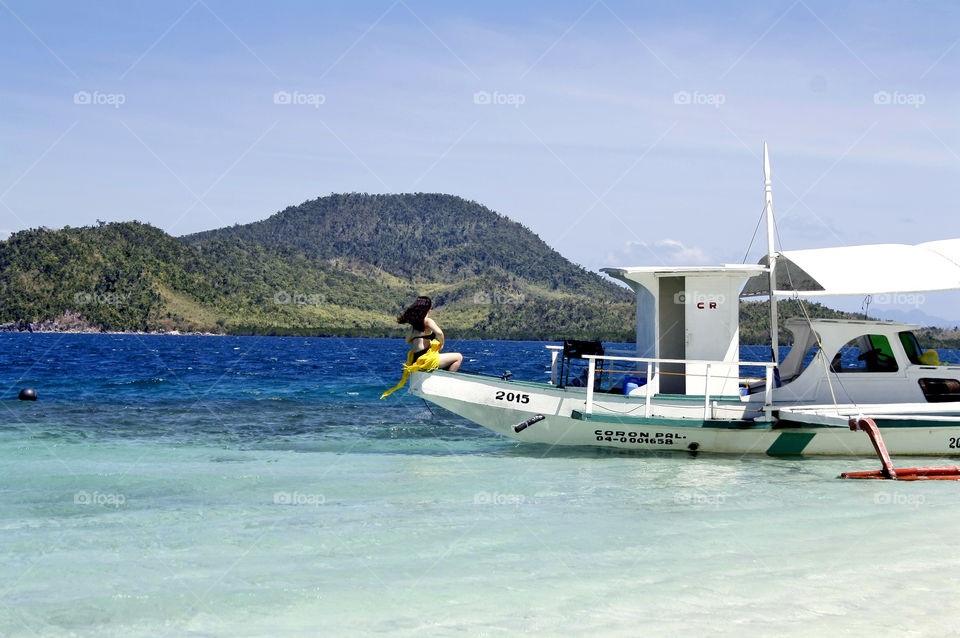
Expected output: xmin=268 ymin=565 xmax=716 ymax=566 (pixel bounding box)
xmin=397 ymin=296 xmax=432 ymax=331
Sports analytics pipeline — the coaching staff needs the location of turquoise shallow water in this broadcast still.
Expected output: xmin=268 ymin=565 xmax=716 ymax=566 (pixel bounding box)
xmin=2 ymin=335 xmax=960 ymax=636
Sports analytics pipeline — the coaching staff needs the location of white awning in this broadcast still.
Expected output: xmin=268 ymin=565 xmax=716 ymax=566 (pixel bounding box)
xmin=741 ymin=239 xmax=960 ymax=297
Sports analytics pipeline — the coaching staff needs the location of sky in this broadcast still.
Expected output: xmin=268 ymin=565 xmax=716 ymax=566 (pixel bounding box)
xmin=3 ymin=0 xmax=960 ymax=321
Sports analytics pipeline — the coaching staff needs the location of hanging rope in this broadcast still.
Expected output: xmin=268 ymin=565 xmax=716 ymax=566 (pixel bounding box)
xmin=741 ymin=205 xmax=768 ymax=264
xmin=770 ymin=212 xmax=854 ymax=412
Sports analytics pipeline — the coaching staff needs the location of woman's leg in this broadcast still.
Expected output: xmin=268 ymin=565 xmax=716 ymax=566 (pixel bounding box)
xmin=438 ymin=352 xmax=462 ymax=372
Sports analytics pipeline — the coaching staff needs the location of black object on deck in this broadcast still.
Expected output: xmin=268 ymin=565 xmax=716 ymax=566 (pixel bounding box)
xmin=558 ymin=339 xmax=604 ymax=389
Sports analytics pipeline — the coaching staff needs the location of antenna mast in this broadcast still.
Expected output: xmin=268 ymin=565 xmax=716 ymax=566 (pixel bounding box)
xmin=763 ymin=143 xmax=779 ymax=366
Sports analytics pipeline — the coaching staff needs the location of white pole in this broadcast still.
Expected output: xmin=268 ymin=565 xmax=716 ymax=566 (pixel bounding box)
xmin=703 ymin=363 xmax=712 ymax=420
xmin=764 ymin=365 xmax=774 ymax=420
xmin=764 ymin=143 xmax=779 ymax=366
xmin=644 ymin=361 xmax=653 ymax=417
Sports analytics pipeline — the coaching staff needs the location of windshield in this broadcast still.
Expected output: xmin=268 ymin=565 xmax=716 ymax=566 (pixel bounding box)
xmin=899 ymin=331 xmax=923 ymax=365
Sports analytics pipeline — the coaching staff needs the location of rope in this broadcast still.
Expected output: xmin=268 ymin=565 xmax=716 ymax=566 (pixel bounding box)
xmin=604 ymin=368 xmax=754 ymax=381
xmin=741 ymin=205 xmax=768 ymax=264
xmin=765 ymin=207 xmax=855 ymax=413
xmin=591 ymin=399 xmax=769 ymax=417
xmin=457 ymin=368 xmax=512 ymax=379
xmin=784 ymin=289 xmax=857 ymax=410
xmin=793 ymin=294 xmax=840 ymax=407
xmin=421 ymin=398 xmax=436 ymax=418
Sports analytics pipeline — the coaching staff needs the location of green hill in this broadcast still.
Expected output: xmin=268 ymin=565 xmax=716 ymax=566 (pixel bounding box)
xmin=183 ymin=193 xmax=627 ymax=297
xmin=0 ymin=221 xmax=403 ymax=333
xmin=740 ymin=299 xmax=960 ymax=349
xmin=3 ymin=193 xmax=956 ymax=347
xmin=739 ymin=298 xmax=866 ymax=346
xmin=0 ymin=194 xmax=636 ymax=339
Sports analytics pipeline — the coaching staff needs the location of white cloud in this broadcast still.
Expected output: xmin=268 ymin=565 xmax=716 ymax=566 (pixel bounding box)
xmin=655 ymin=239 xmax=711 ymax=263
xmin=619 ymin=238 xmax=712 ymax=266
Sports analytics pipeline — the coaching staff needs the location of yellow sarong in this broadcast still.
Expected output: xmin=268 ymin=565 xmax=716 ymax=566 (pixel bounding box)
xmin=380 ymin=340 xmax=441 ymax=398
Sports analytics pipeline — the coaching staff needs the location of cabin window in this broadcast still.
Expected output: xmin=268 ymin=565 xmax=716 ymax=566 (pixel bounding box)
xmin=830 ymin=334 xmax=899 ymax=373
xmin=918 ymin=378 xmax=960 ymax=402
xmin=899 ymin=331 xmax=923 ymax=365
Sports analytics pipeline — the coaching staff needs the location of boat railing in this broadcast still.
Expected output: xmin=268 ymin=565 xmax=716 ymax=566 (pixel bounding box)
xmin=579 ymin=354 xmax=778 ymax=421
xmin=545 ymin=345 xmax=638 ymax=385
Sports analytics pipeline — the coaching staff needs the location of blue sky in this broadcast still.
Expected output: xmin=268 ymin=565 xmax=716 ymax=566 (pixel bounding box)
xmin=3 ymin=1 xmax=960 ymax=320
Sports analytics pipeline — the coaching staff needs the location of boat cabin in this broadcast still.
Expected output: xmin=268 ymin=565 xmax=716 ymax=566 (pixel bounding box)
xmin=602 ymin=264 xmax=767 ymax=398
xmin=771 ymin=318 xmax=960 ymax=405
xmin=601 ymin=262 xmax=960 ymax=406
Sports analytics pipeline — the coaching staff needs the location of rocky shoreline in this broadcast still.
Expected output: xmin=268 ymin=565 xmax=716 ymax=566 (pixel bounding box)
xmin=0 ymin=311 xmax=219 ymax=336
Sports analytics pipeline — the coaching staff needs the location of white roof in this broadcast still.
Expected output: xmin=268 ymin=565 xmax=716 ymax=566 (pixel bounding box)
xmin=603 ymin=264 xmax=766 ymax=287
xmin=741 ymin=239 xmax=960 ymax=297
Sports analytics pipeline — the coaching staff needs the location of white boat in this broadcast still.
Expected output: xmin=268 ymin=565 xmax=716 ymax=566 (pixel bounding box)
xmin=410 ymin=145 xmax=960 ymax=456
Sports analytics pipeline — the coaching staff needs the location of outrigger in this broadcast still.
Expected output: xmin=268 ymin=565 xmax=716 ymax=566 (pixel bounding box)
xmin=410 ymin=144 xmax=960 ymax=457
xmin=840 ymin=417 xmax=960 ymax=480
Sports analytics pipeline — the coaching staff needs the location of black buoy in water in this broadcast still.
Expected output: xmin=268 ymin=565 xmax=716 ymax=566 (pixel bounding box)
xmin=18 ymin=388 xmax=37 ymax=401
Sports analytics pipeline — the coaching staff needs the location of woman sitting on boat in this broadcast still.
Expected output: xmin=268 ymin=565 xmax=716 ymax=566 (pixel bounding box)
xmin=380 ymin=296 xmax=462 ymax=398
xmin=400 ymin=296 xmax=462 ymax=371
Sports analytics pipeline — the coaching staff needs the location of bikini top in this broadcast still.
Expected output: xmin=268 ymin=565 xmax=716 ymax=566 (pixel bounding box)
xmin=414 ymin=332 xmax=436 ymax=341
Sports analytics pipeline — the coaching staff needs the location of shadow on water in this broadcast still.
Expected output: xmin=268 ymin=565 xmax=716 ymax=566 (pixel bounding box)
xmin=471 ymin=439 xmax=890 ymax=484
xmin=480 ymin=441 xmax=810 ymax=466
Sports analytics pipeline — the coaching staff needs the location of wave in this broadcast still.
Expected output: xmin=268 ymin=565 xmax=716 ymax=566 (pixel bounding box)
xmin=104 ymin=377 xmax=167 ymax=387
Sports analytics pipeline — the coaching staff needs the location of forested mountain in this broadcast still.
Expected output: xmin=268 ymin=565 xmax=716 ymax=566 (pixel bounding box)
xmin=0 ymin=194 xmax=635 ymax=339
xmin=0 ymin=221 xmax=411 ymax=334
xmin=183 ymin=193 xmax=624 ymax=297
xmin=741 ymin=299 xmax=960 ymax=348
xmin=2 ymin=193 xmax=957 ymax=346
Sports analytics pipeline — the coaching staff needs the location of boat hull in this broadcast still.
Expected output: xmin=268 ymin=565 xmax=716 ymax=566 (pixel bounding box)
xmin=409 ymin=370 xmax=960 ymax=457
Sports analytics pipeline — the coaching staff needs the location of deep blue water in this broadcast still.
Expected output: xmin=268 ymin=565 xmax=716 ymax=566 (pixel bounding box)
xmin=5 ymin=334 xmax=956 ymax=413
xmin=1 ymin=334 xmax=550 ymax=405
xmin=0 ymin=335 xmax=560 ymax=450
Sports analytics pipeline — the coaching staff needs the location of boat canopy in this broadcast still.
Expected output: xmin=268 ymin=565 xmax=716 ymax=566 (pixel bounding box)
xmin=741 ymin=239 xmax=960 ymax=297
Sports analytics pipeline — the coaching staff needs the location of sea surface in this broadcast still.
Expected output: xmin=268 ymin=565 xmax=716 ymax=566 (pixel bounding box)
xmin=2 ymin=334 xmax=960 ymax=637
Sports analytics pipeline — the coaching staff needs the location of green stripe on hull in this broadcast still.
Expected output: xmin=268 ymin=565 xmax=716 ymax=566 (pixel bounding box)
xmin=766 ymin=432 xmax=817 ymax=456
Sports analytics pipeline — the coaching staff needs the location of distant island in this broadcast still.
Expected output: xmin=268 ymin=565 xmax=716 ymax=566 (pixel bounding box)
xmin=1 ymin=192 xmax=958 ymax=347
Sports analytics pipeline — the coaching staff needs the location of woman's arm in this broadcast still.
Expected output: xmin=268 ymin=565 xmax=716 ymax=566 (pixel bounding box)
xmin=425 ymin=317 xmax=444 ymax=349
xmin=405 ymin=326 xmax=415 ymax=345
